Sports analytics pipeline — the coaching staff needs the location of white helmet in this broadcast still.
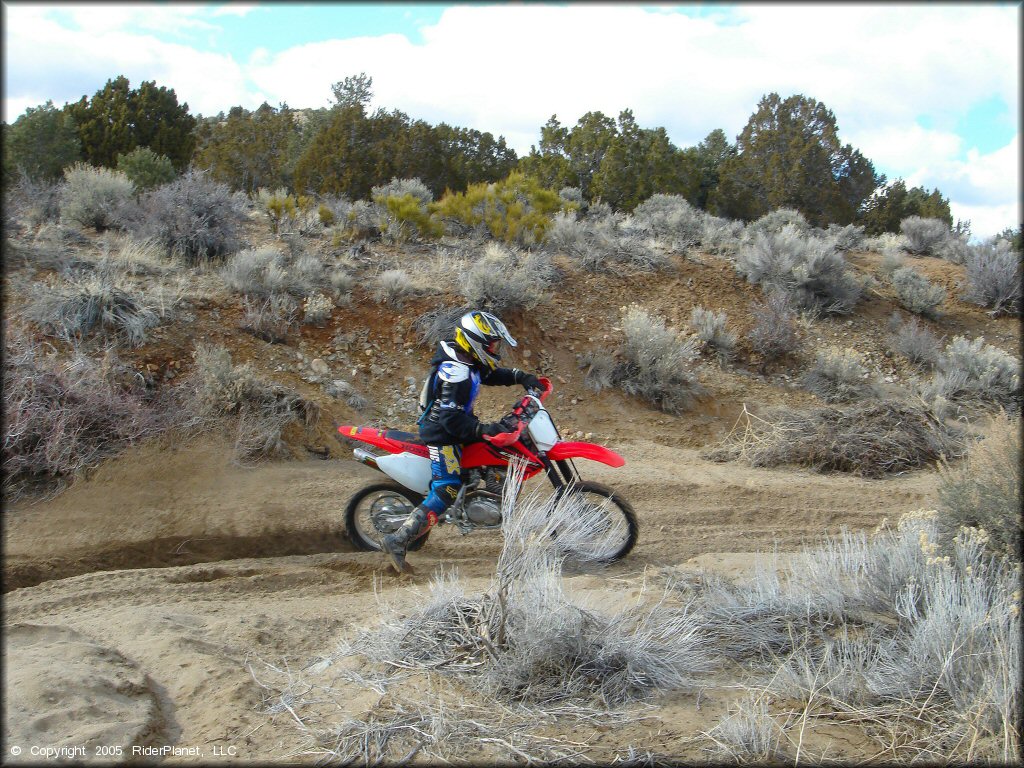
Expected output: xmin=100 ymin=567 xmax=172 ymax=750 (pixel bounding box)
xmin=454 ymin=310 xmax=517 ymax=371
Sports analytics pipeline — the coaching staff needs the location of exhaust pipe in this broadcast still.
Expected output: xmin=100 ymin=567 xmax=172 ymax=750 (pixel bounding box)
xmin=353 ymin=447 xmax=380 ymax=470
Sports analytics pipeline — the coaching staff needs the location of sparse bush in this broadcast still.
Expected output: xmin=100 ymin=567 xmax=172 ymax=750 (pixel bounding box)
xmin=136 ymin=169 xmax=245 ymax=264
xmin=459 ymin=242 xmax=554 ymax=314
xmin=890 ymin=265 xmax=946 ymax=318
xmin=372 ymin=269 xmax=418 ymax=308
xmin=2 ymin=333 xmax=162 ymax=499
xmin=329 ymin=267 xmax=354 ymax=303
xmin=937 ymin=411 xmax=1021 ymax=562
xmin=701 ymin=214 xmax=745 ymax=255
xmin=736 ymin=225 xmax=862 ymax=314
xmin=900 ymin=215 xmax=948 ymax=255
xmin=800 ymin=346 xmax=877 ymax=403
xmin=879 ymin=247 xmax=906 ymax=278
xmin=302 ymin=292 xmax=333 ymax=326
xmin=371 ymin=177 xmax=433 ymax=206
xmin=689 ymin=306 xmax=736 ymax=362
xmin=431 ymin=171 xmax=568 ymax=246
xmin=25 ymin=272 xmax=160 ymax=347
xmin=6 ymin=173 xmax=62 ymax=228
xmin=683 ymin=509 xmax=1020 ymax=762
xmin=961 ymin=238 xmax=1021 ymax=316
xmin=558 ymin=186 xmax=583 ymax=207
xmin=97 ymin=233 xmax=174 ymax=277
xmin=239 ymin=294 xmax=297 ymax=343
xmin=115 ymin=147 xmax=176 ymax=191
xmin=615 ymin=305 xmax=704 ymax=413
xmin=60 ymin=163 xmax=134 ymax=231
xmin=295 ymin=480 xmax=706 ymax=763
xmin=579 ymin=349 xmax=617 ymax=392
xmin=631 ymin=194 xmax=704 ymax=251
xmin=182 ymin=344 xmax=318 ymax=461
xmin=702 ymin=401 xmax=964 ymax=477
xmin=374 ymin=192 xmax=442 ymax=243
xmin=220 ymin=247 xmax=325 ymax=299
xmin=887 ymin=312 xmax=942 ymax=368
xmin=329 ymin=199 xmax=381 ymax=243
xmin=220 ymin=246 xmax=285 ymax=297
xmin=317 ymin=203 xmax=335 ymax=228
xmin=822 ymin=222 xmax=865 ymax=252
xmin=746 ymin=290 xmax=801 ymax=366
xmin=744 ymin=208 xmax=810 ymax=239
xmin=937 ymin=231 xmax=973 ymax=264
xmin=547 ymin=212 xmax=666 ymax=273
xmin=924 ymin=335 xmax=1021 ymax=409
xmin=705 ymin=695 xmax=791 ymax=763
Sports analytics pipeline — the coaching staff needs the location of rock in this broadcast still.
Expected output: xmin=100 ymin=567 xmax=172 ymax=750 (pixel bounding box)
xmin=310 ymin=358 xmax=330 ymax=376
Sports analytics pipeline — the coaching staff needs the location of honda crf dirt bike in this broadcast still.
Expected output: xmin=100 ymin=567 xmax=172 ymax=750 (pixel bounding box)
xmin=337 ymin=378 xmax=638 ymax=563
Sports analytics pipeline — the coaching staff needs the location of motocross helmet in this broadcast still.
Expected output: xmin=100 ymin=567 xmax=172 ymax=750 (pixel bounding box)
xmin=454 ymin=310 xmax=517 ymax=371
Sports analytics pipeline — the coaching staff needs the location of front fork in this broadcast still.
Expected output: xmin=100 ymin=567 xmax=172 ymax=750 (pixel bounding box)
xmin=543 ymin=456 xmax=581 ymax=490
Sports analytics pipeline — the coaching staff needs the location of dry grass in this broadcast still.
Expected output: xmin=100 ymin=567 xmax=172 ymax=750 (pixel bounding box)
xmin=249 ymin=467 xmax=708 ymax=763
xmin=702 ymin=401 xmax=965 ymax=477
xmin=2 ymin=332 xmax=164 ymax=500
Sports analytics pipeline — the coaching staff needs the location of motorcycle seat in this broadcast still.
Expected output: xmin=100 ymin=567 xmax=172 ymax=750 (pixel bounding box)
xmin=383 ymin=429 xmax=425 ymax=446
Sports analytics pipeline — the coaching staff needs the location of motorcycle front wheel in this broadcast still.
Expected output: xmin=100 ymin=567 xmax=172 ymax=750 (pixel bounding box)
xmin=553 ymin=480 xmax=638 ymax=563
xmin=345 ymin=482 xmax=430 ymax=552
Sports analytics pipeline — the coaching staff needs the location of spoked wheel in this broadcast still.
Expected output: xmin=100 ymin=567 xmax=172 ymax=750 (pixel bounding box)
xmin=345 ymin=482 xmax=429 ymax=552
xmin=553 ymin=480 xmax=638 ymax=563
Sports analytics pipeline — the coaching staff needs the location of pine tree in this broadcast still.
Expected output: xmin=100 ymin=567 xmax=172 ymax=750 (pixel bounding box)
xmin=710 ymin=93 xmax=884 ymax=225
xmin=64 ymin=76 xmax=195 ymax=170
xmin=3 ymin=100 xmax=81 ymax=182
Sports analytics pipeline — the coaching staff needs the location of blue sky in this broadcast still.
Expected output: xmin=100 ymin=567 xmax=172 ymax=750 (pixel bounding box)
xmin=3 ymin=2 xmax=1020 ymax=237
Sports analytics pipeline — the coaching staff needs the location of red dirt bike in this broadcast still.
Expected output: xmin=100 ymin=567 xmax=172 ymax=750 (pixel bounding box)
xmin=337 ymin=378 xmax=638 ymax=563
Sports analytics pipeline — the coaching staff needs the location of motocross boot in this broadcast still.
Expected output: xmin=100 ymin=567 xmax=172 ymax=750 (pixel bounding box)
xmin=381 ymin=505 xmax=434 ymax=573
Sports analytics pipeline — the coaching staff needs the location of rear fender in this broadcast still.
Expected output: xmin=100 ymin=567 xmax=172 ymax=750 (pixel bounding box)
xmin=338 ymin=425 xmax=429 ymax=457
xmin=546 ymin=441 xmax=625 ymax=468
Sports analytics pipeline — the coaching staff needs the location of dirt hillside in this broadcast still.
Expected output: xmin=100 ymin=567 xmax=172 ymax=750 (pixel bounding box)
xmin=3 ymin=218 xmax=1019 ymax=763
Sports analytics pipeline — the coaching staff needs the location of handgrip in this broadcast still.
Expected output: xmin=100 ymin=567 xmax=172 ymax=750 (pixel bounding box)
xmin=482 ymin=420 xmax=525 ymax=447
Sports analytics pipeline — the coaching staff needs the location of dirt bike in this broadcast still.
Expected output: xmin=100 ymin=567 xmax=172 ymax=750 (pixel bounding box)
xmin=337 ymin=378 xmax=638 ymax=563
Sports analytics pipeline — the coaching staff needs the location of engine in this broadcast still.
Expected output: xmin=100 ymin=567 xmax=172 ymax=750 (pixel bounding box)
xmin=465 ymin=494 xmax=502 ymax=525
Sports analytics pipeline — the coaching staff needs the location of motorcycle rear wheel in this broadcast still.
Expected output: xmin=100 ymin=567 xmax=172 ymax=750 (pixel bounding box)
xmin=345 ymin=482 xmax=429 ymax=552
xmin=553 ymin=480 xmax=638 ymax=563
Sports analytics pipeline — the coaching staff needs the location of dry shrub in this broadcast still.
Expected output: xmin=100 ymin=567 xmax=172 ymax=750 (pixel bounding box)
xmin=937 ymin=411 xmax=1021 ymax=562
xmin=580 ymin=308 xmax=704 ymax=411
xmin=702 ymin=401 xmax=965 ymax=477
xmin=689 ymin=305 xmax=736 ymax=362
xmin=2 ymin=334 xmax=162 ymax=499
xmin=25 ymin=272 xmax=160 ymax=348
xmin=961 ymin=238 xmax=1021 ymax=316
xmin=890 ymin=265 xmax=946 ymax=318
xmin=239 ymin=295 xmax=297 ymax=343
xmin=736 ymin=225 xmax=862 ymax=314
xmin=887 ymin=312 xmax=942 ymax=368
xmin=747 ymin=290 xmax=801 ymax=366
xmin=181 ymin=344 xmax=318 ymax=461
xmin=255 ymin=471 xmax=707 ymax=764
xmin=690 ymin=509 xmax=1021 ymax=764
xmin=799 ymin=346 xmax=879 ymax=403
xmin=59 ymin=163 xmax=134 ymax=231
xmin=372 ymin=268 xmax=418 ymax=308
xmin=134 ymin=169 xmax=245 ymax=265
xmin=923 ymin=335 xmax=1021 ymax=410
xmin=459 ymin=242 xmax=555 ymax=313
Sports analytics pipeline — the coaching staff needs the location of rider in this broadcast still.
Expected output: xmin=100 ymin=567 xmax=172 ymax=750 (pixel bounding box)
xmin=381 ymin=309 xmax=542 ymax=572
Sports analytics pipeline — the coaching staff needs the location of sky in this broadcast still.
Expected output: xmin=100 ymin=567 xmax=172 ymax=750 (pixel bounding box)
xmin=2 ymin=2 xmax=1020 ymax=239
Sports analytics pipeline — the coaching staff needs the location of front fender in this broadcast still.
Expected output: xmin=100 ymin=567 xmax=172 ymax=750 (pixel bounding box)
xmin=546 ymin=441 xmax=625 ymax=468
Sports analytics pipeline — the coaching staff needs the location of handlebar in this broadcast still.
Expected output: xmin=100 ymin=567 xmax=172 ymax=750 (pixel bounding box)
xmin=482 ymin=377 xmax=552 ymax=446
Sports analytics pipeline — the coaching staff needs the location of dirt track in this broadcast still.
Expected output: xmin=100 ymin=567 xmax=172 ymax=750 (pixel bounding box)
xmin=3 ymin=433 xmax=941 ymax=763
